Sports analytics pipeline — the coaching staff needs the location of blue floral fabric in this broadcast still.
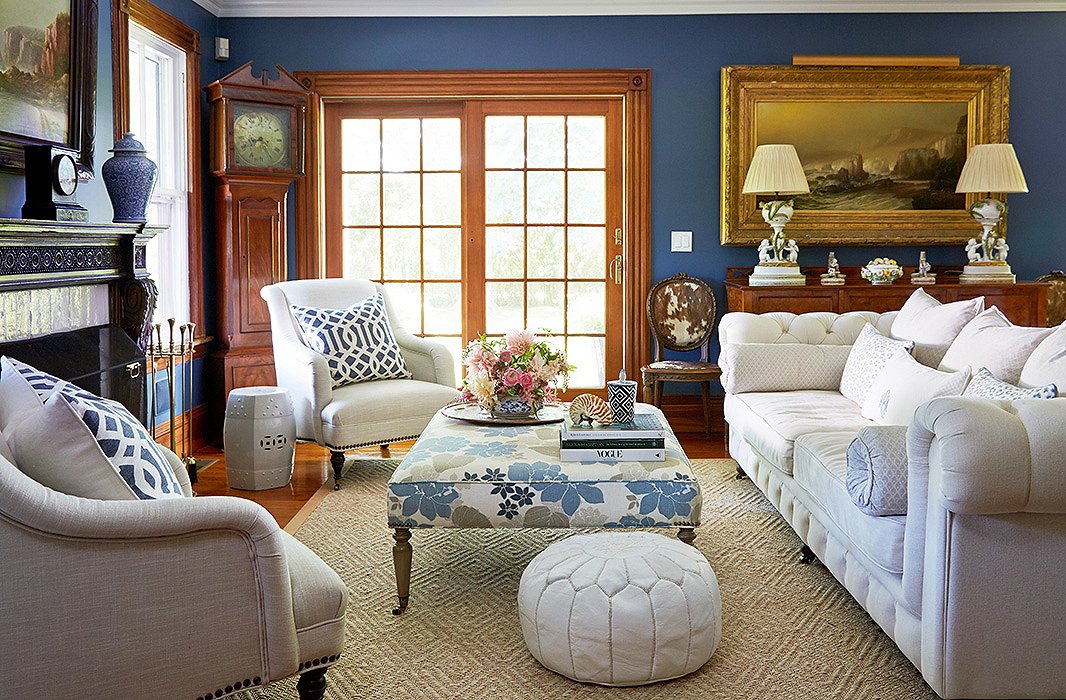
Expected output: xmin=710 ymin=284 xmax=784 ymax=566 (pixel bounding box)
xmin=387 ymin=406 xmax=701 ymax=529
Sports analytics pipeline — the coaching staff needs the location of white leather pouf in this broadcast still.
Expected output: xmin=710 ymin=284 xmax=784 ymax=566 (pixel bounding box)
xmin=518 ymin=531 xmax=722 ymax=686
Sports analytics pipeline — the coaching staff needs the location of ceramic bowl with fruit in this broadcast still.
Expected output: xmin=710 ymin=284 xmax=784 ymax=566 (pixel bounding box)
xmin=861 ymin=258 xmax=904 ymax=285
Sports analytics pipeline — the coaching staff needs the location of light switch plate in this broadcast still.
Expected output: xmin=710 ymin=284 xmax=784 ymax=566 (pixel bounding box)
xmin=671 ymin=230 xmax=693 ymax=252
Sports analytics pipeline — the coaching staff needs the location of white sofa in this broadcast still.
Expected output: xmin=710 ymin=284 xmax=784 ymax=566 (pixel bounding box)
xmin=719 ymin=310 xmax=1066 ymax=699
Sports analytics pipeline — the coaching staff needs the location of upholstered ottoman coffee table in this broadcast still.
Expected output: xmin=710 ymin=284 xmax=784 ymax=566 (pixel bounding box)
xmin=386 ymin=404 xmax=701 ymax=614
xmin=518 ymin=531 xmax=722 ymax=685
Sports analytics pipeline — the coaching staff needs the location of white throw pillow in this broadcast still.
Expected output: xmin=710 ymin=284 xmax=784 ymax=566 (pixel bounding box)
xmin=861 ymin=352 xmax=971 ymax=425
xmin=1 ymin=357 xmax=183 ymax=500
xmin=965 ymin=367 xmax=1058 ymax=400
xmin=938 ymin=307 xmax=1056 ymax=385
xmin=890 ymin=288 xmax=984 ymax=366
xmin=1019 ymin=322 xmax=1066 ymax=390
xmin=0 ymin=356 xmax=47 ymax=430
xmin=840 ymin=324 xmax=916 ymax=406
xmin=4 ymin=394 xmax=153 ymax=500
xmin=291 ymin=293 xmax=412 ymax=388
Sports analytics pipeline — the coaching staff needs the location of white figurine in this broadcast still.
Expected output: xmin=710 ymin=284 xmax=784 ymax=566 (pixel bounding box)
xmin=786 ymin=239 xmax=799 ymax=264
xmin=917 ymin=251 xmax=931 ymax=277
xmin=965 ymin=238 xmax=982 ymax=263
xmin=758 ymin=239 xmax=771 ymax=263
xmin=994 ymin=238 xmax=1010 ymax=262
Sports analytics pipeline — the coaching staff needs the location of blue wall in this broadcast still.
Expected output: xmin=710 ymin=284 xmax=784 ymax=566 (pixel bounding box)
xmin=218 ymin=12 xmax=1066 ymax=295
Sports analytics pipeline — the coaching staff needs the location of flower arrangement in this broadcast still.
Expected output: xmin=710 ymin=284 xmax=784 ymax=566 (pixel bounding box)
xmin=861 ymin=257 xmax=903 ymax=286
xmin=460 ymin=329 xmax=572 ymax=417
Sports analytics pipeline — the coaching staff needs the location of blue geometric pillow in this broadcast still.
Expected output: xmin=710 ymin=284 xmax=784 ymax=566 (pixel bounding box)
xmin=963 ymin=366 xmax=1058 ymax=401
xmin=291 ymin=293 xmax=412 ymax=388
xmin=5 ymin=358 xmax=183 ymax=500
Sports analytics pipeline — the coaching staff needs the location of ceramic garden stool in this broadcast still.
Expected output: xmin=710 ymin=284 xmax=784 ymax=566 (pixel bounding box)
xmin=223 ymin=386 xmax=296 ymax=490
xmin=517 ymin=531 xmax=722 ymax=686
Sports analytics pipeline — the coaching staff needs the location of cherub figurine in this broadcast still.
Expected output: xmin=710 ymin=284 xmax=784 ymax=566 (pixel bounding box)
xmin=785 ymin=239 xmax=799 ymax=264
xmin=758 ymin=239 xmax=772 ymax=263
xmin=965 ymin=238 xmax=982 ymax=263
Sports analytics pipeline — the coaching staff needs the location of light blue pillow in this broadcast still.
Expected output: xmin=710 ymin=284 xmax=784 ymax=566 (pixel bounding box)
xmin=291 ymin=293 xmax=412 ymax=388
xmin=963 ymin=367 xmax=1057 ymax=401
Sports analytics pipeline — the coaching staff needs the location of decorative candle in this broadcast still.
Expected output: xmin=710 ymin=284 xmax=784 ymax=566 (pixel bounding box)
xmin=607 ymin=369 xmax=638 ymax=424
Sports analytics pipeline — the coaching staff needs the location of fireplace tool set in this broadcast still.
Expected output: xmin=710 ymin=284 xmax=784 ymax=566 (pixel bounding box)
xmin=147 ymin=320 xmax=198 ymax=484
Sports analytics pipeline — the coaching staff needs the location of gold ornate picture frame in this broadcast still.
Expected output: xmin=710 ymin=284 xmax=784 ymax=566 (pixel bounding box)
xmin=721 ymin=64 xmax=1010 ymax=246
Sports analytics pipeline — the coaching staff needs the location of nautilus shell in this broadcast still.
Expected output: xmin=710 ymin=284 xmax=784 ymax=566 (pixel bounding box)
xmin=568 ymin=393 xmax=614 ymax=426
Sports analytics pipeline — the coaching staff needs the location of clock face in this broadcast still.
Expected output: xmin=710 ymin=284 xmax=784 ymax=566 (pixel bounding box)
xmin=232 ymin=104 xmax=292 ymax=169
xmin=53 ymin=153 xmax=78 ymax=196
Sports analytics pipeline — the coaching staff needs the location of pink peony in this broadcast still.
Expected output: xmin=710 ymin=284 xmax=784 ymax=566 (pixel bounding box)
xmin=503 ymin=368 xmax=520 ymax=386
xmin=505 ymin=328 xmax=536 ymax=355
xmin=499 ymin=350 xmax=512 ymax=364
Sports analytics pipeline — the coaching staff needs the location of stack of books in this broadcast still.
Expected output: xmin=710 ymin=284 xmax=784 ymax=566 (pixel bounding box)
xmin=559 ymin=412 xmax=666 ymax=462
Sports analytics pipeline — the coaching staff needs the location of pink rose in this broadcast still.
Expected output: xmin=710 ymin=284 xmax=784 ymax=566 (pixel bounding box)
xmin=503 ymin=368 xmax=520 ymax=386
xmin=518 ymin=372 xmax=534 ymax=390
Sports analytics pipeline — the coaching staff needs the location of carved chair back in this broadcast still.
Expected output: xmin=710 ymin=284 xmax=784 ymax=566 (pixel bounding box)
xmin=1037 ymin=270 xmax=1066 ymax=327
xmin=646 ymin=273 xmax=717 ymax=362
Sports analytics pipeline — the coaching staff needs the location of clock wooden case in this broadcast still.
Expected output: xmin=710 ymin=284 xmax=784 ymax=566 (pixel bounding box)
xmin=204 ymin=62 xmax=307 ymax=430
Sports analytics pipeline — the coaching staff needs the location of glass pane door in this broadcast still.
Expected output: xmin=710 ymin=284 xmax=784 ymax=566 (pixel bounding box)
xmin=327 ymin=106 xmax=465 ymax=374
xmin=480 ymin=102 xmax=622 ymax=392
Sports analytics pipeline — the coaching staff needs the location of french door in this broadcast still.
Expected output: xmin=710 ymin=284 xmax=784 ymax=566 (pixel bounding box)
xmin=323 ymin=98 xmax=624 ymax=394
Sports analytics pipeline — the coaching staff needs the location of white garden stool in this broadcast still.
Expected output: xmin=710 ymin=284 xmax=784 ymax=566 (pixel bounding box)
xmin=518 ymin=531 xmax=722 ymax=686
xmin=224 ymin=386 xmax=296 ymax=490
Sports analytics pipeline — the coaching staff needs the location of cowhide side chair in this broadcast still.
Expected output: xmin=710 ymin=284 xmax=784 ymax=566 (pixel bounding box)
xmin=1037 ymin=270 xmax=1066 ymax=326
xmin=640 ymin=273 xmax=720 ymax=437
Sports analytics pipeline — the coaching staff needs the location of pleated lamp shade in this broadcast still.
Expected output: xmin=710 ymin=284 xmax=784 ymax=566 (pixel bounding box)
xmin=955 ymin=144 xmax=1028 ymax=193
xmin=742 ymin=144 xmax=810 ymax=195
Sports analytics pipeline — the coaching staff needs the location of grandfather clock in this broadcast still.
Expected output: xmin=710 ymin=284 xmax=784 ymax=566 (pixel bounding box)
xmin=205 ymin=62 xmax=307 ymax=431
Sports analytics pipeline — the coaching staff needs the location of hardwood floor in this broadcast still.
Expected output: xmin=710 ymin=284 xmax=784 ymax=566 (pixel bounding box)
xmin=193 ymin=425 xmax=728 ymax=529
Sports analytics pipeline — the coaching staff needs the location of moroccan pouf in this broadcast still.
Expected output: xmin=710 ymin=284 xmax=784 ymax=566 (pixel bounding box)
xmin=517 ymin=531 xmax=722 ymax=686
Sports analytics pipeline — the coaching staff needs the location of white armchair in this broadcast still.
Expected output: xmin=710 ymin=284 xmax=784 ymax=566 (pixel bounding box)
xmin=260 ymin=279 xmax=460 ymax=488
xmin=0 ymin=443 xmax=347 ymax=700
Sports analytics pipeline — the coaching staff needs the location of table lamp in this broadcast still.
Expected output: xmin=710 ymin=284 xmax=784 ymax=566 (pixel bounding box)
xmin=743 ymin=144 xmax=810 ymax=286
xmin=955 ymin=143 xmax=1027 ymax=284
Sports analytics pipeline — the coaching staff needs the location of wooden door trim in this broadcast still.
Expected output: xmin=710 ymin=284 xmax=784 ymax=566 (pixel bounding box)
xmin=295 ymin=69 xmax=652 ymax=380
xmin=111 ymin=0 xmax=205 ymax=338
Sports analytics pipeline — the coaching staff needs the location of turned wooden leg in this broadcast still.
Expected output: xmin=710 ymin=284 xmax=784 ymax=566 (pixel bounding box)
xmin=392 ymin=527 xmax=413 ymax=615
xmin=653 ymin=381 xmax=664 ymax=408
xmin=678 ymin=527 xmax=696 ymax=547
xmin=330 ymin=451 xmax=345 ymax=490
xmin=700 ymin=381 xmax=713 ymax=438
xmin=296 ymin=668 xmax=328 ymax=700
xmin=380 ymin=444 xmax=391 ymax=458
xmin=641 ymin=371 xmax=655 ymax=404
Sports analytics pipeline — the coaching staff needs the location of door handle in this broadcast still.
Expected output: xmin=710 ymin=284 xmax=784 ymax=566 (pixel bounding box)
xmin=612 ymin=255 xmax=623 ymax=285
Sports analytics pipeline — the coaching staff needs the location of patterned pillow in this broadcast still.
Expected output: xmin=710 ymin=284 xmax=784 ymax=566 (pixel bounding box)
xmin=2 ymin=357 xmax=183 ymax=500
xmin=291 ymin=294 xmax=412 ymax=388
xmin=860 ymin=352 xmax=970 ymax=425
xmin=964 ymin=367 xmax=1058 ymax=401
xmin=840 ymin=324 xmax=916 ymax=406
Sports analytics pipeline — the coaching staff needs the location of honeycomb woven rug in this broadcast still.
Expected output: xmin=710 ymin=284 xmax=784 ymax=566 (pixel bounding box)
xmin=236 ymin=458 xmax=934 ymax=700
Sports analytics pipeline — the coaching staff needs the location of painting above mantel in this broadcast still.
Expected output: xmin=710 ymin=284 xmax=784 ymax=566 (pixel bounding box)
xmin=720 ymin=64 xmax=1011 ymax=247
xmin=0 ymin=0 xmax=98 ymax=179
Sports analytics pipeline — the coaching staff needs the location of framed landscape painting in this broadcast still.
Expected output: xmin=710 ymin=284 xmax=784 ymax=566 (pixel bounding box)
xmin=720 ymin=64 xmax=1010 ymax=245
xmin=0 ymin=0 xmax=97 ymax=177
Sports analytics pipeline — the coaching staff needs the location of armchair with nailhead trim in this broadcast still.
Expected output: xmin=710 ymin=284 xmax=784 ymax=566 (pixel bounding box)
xmin=0 ymin=440 xmax=347 ymax=700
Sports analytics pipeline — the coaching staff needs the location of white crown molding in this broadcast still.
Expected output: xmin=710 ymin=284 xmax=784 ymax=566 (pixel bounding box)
xmin=204 ymin=0 xmax=1066 ymax=18
xmin=190 ymin=0 xmax=226 ymax=16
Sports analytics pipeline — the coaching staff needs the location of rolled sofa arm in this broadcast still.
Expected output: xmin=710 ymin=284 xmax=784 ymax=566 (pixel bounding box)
xmin=910 ymin=396 xmax=1066 ymax=515
xmin=0 ymin=461 xmax=301 ymax=693
xmin=274 ymin=336 xmax=333 ymax=443
xmin=719 ymin=342 xmax=853 ymax=393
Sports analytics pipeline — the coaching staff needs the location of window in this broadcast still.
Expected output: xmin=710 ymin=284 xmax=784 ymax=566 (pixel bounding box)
xmin=127 ymin=23 xmax=189 ymax=326
xmin=324 ymin=98 xmax=624 ymax=392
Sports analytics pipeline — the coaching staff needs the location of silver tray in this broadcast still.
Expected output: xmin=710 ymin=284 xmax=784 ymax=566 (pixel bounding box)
xmin=440 ymin=402 xmax=567 ymax=426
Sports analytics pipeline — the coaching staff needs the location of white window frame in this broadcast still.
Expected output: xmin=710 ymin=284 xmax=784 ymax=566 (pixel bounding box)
xmin=128 ymin=23 xmax=190 ymax=327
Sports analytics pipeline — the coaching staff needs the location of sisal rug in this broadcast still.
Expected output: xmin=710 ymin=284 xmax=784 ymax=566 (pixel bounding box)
xmin=237 ymin=459 xmax=935 ymax=699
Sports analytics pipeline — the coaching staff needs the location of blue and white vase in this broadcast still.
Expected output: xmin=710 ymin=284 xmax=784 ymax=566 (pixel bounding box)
xmin=102 ymin=133 xmax=158 ymax=223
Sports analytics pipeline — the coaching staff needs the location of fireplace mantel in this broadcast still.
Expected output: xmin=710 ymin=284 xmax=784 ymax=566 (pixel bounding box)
xmin=0 ymin=218 xmax=161 ymax=351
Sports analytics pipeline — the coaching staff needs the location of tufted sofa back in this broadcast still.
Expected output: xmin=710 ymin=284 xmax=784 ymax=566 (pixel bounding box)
xmin=718 ymin=311 xmax=897 ymax=347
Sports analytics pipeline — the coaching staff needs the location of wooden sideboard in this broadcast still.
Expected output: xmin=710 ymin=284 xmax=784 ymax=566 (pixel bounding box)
xmin=725 ymin=266 xmax=1049 ymax=327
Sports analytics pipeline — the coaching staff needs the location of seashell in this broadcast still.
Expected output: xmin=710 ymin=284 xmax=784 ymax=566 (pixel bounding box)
xmin=568 ymin=393 xmax=614 ymax=426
